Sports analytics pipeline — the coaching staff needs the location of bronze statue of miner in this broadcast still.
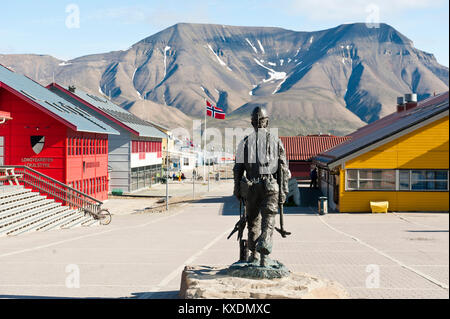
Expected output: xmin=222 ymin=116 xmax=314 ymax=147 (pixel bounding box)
xmin=232 ymin=106 xmax=291 ymax=271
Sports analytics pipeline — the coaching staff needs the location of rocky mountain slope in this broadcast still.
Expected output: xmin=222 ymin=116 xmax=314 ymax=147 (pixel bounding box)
xmin=1 ymin=23 xmax=448 ymax=135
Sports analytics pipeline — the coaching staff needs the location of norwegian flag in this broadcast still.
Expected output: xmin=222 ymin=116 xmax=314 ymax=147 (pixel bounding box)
xmin=206 ymin=100 xmax=226 ymax=120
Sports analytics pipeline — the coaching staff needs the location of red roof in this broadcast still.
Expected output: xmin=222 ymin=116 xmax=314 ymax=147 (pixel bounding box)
xmin=280 ymin=135 xmax=351 ymax=161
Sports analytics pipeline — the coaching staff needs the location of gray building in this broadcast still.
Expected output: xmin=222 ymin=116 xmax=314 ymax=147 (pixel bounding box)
xmin=48 ymin=83 xmax=167 ymax=193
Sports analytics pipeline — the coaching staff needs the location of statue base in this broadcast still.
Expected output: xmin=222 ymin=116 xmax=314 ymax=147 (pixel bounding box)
xmin=179 ymin=265 xmax=349 ymax=299
xmin=225 ymin=258 xmax=290 ymax=279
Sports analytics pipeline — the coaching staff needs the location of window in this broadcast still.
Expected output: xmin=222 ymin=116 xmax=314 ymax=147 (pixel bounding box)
xmin=399 ymin=170 xmax=410 ymax=190
xmin=346 ymin=169 xmax=396 ymax=190
xmin=347 ymin=169 xmax=449 ymax=191
xmin=67 ymin=138 xmax=71 ymax=156
xmin=77 ymin=138 xmax=81 ymax=155
xmin=401 ymin=170 xmax=448 ymax=191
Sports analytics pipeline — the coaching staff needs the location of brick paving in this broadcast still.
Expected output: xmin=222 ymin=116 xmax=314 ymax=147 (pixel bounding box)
xmin=0 ymin=180 xmax=448 ymax=299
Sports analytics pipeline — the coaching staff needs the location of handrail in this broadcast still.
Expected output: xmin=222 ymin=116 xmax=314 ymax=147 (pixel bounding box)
xmin=0 ymin=165 xmax=102 ymax=215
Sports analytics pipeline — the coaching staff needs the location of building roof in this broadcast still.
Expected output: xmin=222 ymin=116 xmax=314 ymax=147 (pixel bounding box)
xmin=0 ymin=65 xmax=118 ymax=135
xmin=48 ymin=83 xmax=167 ymax=139
xmin=314 ymin=91 xmax=449 ymax=168
xmin=280 ymin=135 xmax=351 ymax=161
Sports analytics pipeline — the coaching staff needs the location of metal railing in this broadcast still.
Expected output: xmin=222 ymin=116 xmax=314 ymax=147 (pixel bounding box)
xmin=0 ymin=165 xmax=102 ymax=216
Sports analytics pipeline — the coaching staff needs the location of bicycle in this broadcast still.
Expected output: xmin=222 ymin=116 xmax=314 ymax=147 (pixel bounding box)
xmin=84 ymin=208 xmax=112 ymax=225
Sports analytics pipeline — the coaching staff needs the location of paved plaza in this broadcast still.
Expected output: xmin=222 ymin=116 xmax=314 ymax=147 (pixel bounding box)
xmin=0 ymin=180 xmax=448 ymax=299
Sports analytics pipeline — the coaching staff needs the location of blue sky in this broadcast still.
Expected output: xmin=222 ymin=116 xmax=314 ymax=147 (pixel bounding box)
xmin=0 ymin=0 xmax=448 ymax=66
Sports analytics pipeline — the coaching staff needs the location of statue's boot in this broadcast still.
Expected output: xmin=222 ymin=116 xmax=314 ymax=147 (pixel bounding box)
xmin=247 ymin=251 xmax=260 ymax=265
xmin=260 ymin=254 xmax=270 ymax=267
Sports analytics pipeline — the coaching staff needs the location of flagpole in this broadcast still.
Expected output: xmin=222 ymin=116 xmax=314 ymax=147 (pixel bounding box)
xmin=204 ymin=98 xmax=207 ymax=182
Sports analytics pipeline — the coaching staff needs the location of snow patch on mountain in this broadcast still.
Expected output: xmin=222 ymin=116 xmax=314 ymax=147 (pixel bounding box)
xmin=164 ymin=46 xmax=171 ymax=77
xmin=132 ymin=68 xmax=143 ymax=100
xmin=273 ymin=76 xmax=288 ymax=95
xmin=245 ymin=38 xmax=258 ymax=54
xmin=257 ymin=40 xmax=265 ymax=54
xmin=206 ymin=44 xmax=232 ymax=71
xmin=253 ymin=58 xmax=286 ymax=83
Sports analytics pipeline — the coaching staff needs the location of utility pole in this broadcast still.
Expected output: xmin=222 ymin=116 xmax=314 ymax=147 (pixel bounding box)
xmin=193 ymin=166 xmax=196 ymax=200
xmin=165 ymin=150 xmax=169 ymax=211
xmin=225 ymin=162 xmax=228 ymax=180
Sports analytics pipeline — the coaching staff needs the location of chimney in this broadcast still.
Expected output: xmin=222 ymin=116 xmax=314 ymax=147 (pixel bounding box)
xmin=68 ymin=85 xmax=76 ymax=93
xmin=397 ymin=96 xmax=406 ymax=112
xmin=404 ymin=93 xmax=417 ymax=110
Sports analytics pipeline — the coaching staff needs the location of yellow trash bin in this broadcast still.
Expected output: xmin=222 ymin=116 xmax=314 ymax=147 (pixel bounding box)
xmin=370 ymin=201 xmax=389 ymax=213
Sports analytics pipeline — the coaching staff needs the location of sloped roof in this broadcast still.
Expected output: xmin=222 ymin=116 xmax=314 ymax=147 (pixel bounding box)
xmin=280 ymin=135 xmax=350 ymax=161
xmin=0 ymin=65 xmax=118 ymax=135
xmin=314 ymin=92 xmax=449 ymax=167
xmin=48 ymin=83 xmax=167 ymax=139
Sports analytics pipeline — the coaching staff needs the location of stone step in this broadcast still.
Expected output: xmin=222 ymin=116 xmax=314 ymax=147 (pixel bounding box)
xmin=0 ymin=196 xmax=55 ymax=220
xmin=0 ymin=200 xmax=58 ymax=229
xmin=60 ymin=214 xmax=92 ymax=229
xmin=1 ymin=204 xmax=70 ymax=236
xmin=0 ymin=187 xmax=30 ymax=201
xmin=0 ymin=193 xmax=44 ymax=213
xmin=36 ymin=210 xmax=80 ymax=232
xmin=8 ymin=208 xmax=77 ymax=236
xmin=81 ymin=218 xmax=99 ymax=227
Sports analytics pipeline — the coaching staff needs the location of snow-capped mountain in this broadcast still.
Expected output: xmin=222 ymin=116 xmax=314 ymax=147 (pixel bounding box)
xmin=1 ymin=22 xmax=448 ymax=135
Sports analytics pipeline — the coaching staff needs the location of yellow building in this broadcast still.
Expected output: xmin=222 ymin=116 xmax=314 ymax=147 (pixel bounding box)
xmin=314 ymin=92 xmax=449 ymax=213
xmin=146 ymin=122 xmax=172 ymax=169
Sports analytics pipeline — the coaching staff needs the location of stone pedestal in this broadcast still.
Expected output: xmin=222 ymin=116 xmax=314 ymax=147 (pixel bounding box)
xmin=179 ymin=265 xmax=349 ymax=299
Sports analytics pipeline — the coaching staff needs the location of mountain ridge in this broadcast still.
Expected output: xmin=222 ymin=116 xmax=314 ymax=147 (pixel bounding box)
xmin=0 ymin=22 xmax=448 ymax=135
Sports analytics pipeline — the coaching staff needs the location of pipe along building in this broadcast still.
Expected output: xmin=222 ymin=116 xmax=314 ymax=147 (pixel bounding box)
xmin=314 ymin=92 xmax=449 ymax=213
xmin=0 ymin=65 xmax=167 ymax=199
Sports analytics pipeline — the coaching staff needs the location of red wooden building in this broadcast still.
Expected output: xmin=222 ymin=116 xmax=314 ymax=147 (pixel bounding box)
xmin=280 ymin=135 xmax=350 ymax=180
xmin=0 ymin=65 xmax=118 ymax=200
xmin=47 ymin=83 xmax=167 ymax=193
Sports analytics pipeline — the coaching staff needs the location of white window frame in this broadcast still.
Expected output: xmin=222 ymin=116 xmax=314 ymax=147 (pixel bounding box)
xmin=345 ymin=169 xmax=449 ymax=192
xmin=346 ymin=169 xmax=396 ymax=191
xmin=399 ymin=169 xmax=449 ymax=192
